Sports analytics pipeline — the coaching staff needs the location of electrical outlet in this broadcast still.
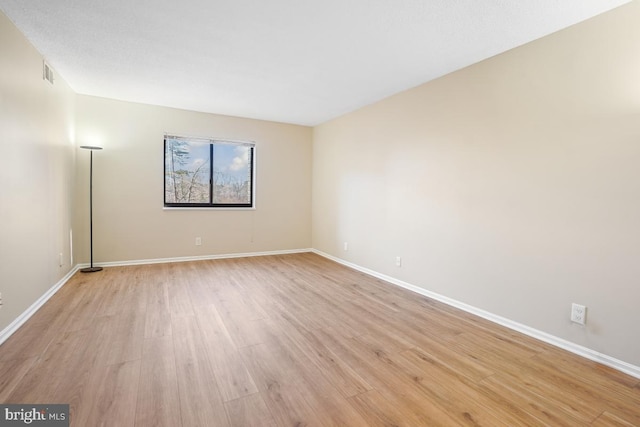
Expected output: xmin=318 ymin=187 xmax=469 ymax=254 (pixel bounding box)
xmin=59 ymin=252 xmax=63 ymax=267
xmin=0 ymin=292 xmax=3 ymax=308
xmin=343 ymin=242 xmax=348 ymax=251
xmin=571 ymin=303 xmax=587 ymax=325
xmin=195 ymin=237 xmax=202 ymax=246
xmin=395 ymin=256 xmax=402 ymax=267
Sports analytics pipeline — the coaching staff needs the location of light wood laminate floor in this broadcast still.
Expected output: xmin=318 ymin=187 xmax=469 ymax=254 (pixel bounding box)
xmin=0 ymin=253 xmax=638 ymax=426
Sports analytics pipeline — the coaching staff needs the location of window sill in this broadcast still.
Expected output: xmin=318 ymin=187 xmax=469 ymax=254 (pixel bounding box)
xmin=163 ymin=207 xmax=256 ymax=211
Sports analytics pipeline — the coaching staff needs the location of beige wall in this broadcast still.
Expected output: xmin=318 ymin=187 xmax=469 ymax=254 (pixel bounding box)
xmin=313 ymin=2 xmax=640 ymax=366
xmin=0 ymin=12 xmax=76 ymax=331
xmin=74 ymin=96 xmax=312 ymax=263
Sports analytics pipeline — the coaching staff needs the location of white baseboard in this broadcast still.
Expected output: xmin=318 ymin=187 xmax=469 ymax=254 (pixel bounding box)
xmin=311 ymin=249 xmax=640 ymax=380
xmin=0 ymin=266 xmax=80 ymax=347
xmin=78 ymin=248 xmax=313 ymax=268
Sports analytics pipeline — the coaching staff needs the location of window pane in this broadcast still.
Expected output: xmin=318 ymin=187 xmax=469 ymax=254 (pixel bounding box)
xmin=165 ymin=139 xmax=211 ymax=204
xmin=212 ymin=144 xmax=252 ymax=204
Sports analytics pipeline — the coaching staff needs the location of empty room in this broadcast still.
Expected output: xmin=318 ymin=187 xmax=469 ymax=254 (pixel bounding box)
xmin=1 ymin=0 xmax=639 ymax=426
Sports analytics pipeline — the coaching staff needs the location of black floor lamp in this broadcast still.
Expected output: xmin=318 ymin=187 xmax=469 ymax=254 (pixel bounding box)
xmin=80 ymin=145 xmax=103 ymax=273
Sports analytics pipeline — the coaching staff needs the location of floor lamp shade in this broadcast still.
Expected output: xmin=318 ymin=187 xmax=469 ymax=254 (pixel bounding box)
xmin=80 ymin=145 xmax=103 ymax=273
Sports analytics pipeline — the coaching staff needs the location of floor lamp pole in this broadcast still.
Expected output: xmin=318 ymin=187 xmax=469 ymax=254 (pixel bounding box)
xmin=80 ymin=145 xmax=103 ymax=273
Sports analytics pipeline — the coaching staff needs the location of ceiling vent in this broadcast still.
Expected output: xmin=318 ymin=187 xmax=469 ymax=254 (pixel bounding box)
xmin=43 ymin=60 xmax=54 ymax=84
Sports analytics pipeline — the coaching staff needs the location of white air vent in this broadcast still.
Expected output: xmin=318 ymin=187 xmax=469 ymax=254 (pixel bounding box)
xmin=43 ymin=60 xmax=54 ymax=84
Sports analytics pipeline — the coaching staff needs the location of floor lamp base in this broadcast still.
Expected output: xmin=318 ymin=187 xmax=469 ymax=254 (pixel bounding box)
xmin=80 ymin=266 xmax=103 ymax=273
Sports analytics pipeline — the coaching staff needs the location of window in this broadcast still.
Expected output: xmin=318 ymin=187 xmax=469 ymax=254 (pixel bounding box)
xmin=164 ymin=135 xmax=255 ymax=208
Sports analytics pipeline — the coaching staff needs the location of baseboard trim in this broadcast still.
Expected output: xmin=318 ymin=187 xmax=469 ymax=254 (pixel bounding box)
xmin=311 ymin=249 xmax=640 ymax=379
xmin=0 ymin=266 xmax=80 ymax=347
xmin=76 ymin=248 xmax=313 ymax=268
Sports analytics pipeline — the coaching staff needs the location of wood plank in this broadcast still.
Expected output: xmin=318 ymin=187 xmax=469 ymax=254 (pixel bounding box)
xmin=93 ymin=268 xmax=131 ymax=317
xmin=116 ymin=264 xmax=149 ymax=314
xmin=171 ymin=314 xmax=230 ymax=427
xmin=308 ymin=327 xmax=465 ymax=426
xmin=355 ymin=333 xmax=534 ymax=427
xmin=479 ymin=373 xmax=595 ymax=426
xmin=404 ymin=343 xmax=494 ymax=383
xmin=0 ymin=357 xmax=38 ymax=401
xmin=92 ymin=310 xmax=146 ymax=366
xmin=166 ymin=263 xmax=195 ymax=316
xmin=6 ymin=327 xmax=93 ymax=403
xmin=46 ymin=317 xmax=115 ymax=422
xmin=185 ymin=262 xmax=224 ymax=307
xmin=239 ymin=339 xmax=368 ymax=427
xmin=535 ymin=349 xmax=640 ymax=399
xmin=194 ymin=304 xmax=258 ymax=402
xmin=348 ymin=390 xmax=417 ymax=427
xmin=592 ymin=411 xmax=638 ymax=427
xmin=73 ymin=360 xmax=141 ymax=427
xmin=239 ymin=342 xmax=323 ymax=427
xmin=224 ymin=393 xmax=277 ymax=427
xmin=530 ymin=352 xmax=640 ymax=425
xmin=268 ymin=313 xmax=372 ymax=398
xmin=62 ymin=275 xmax=108 ymax=333
xmin=209 ymin=280 xmax=270 ymax=348
xmin=144 ymin=271 xmax=172 ymax=338
xmin=446 ymin=332 xmax=608 ymax=421
xmin=0 ymin=319 xmax=60 ymax=362
xmin=135 ymin=336 xmax=182 ymax=427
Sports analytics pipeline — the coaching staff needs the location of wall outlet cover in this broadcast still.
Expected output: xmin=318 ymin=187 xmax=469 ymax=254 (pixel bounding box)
xmin=571 ymin=303 xmax=587 ymax=325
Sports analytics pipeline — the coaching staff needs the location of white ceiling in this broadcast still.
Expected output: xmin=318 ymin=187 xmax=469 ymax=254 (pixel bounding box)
xmin=0 ymin=0 xmax=630 ymax=126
